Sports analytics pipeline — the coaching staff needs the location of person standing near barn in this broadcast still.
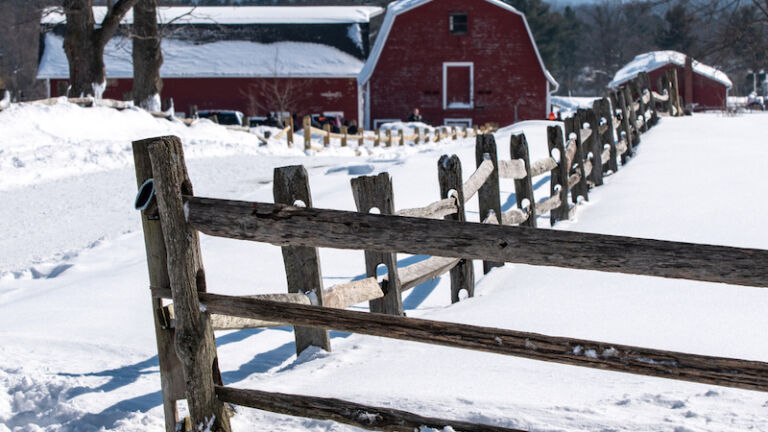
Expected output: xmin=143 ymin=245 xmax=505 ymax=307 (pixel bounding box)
xmin=408 ymin=108 xmax=423 ymax=122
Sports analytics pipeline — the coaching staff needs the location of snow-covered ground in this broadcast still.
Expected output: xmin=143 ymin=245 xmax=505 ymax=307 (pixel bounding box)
xmin=1 ymin=100 xmax=767 ymax=431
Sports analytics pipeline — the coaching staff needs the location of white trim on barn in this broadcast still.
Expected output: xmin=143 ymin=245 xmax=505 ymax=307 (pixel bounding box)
xmin=443 ymin=118 xmax=473 ymax=127
xmin=442 ymin=62 xmax=474 ymax=110
xmin=358 ymin=0 xmax=559 ymax=90
xmin=373 ymin=118 xmax=401 ymax=128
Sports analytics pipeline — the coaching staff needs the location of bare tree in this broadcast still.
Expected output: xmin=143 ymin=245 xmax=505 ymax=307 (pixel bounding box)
xmin=240 ymin=51 xmax=308 ymax=122
xmin=132 ymin=0 xmax=162 ymax=110
xmin=62 ymin=0 xmax=138 ymax=97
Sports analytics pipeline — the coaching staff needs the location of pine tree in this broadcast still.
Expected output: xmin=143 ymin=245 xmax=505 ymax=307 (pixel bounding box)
xmin=655 ymin=2 xmax=697 ymax=53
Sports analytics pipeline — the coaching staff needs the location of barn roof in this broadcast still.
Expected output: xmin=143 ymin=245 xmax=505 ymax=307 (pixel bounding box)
xmin=37 ymin=34 xmax=364 ymax=79
xmin=609 ymin=51 xmax=732 ymax=89
xmin=357 ymin=0 xmax=559 ymax=90
xmin=41 ymin=6 xmax=384 ymax=25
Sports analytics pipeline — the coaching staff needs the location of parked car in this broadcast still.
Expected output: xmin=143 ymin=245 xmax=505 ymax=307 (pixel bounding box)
xmin=197 ymin=110 xmax=244 ymax=126
xmin=311 ymin=114 xmax=343 ymax=133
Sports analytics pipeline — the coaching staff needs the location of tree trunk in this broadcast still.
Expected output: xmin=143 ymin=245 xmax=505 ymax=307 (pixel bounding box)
xmin=132 ymin=0 xmax=163 ymax=110
xmin=63 ymin=0 xmax=103 ymax=97
xmin=63 ymin=0 xmax=138 ymax=98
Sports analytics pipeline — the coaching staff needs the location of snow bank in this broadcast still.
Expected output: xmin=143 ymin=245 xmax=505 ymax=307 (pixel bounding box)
xmin=38 ymin=35 xmax=364 ymax=79
xmin=0 ymin=98 xmax=300 ymax=191
xmin=551 ymin=95 xmax=600 ymax=117
xmin=609 ymin=50 xmax=732 ymax=89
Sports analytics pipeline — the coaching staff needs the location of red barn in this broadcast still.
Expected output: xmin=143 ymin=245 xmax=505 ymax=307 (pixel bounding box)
xmin=358 ymin=0 xmax=558 ymax=129
xmin=609 ymin=51 xmax=732 ymax=111
xmin=38 ymin=6 xmax=383 ymax=123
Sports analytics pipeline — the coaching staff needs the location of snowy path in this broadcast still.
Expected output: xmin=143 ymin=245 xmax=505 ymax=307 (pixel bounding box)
xmin=1 ymin=109 xmax=768 ymax=431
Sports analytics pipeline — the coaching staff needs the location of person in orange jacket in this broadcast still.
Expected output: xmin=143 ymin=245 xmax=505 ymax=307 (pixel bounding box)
xmin=547 ymin=111 xmax=556 ymax=120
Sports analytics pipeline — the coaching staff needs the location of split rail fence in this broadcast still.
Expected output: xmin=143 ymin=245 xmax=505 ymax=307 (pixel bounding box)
xmin=129 ymin=69 xmax=767 ymax=432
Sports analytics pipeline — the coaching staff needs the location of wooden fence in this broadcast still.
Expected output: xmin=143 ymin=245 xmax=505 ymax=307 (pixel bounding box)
xmin=128 ymin=70 xmax=759 ymax=432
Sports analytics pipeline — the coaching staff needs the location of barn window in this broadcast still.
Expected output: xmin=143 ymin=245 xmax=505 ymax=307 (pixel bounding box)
xmin=450 ymin=14 xmax=468 ymax=34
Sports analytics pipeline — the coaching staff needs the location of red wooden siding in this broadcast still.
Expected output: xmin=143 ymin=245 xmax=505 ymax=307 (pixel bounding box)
xmin=50 ymin=77 xmax=360 ymax=122
xmin=368 ymin=0 xmax=550 ymax=127
xmin=646 ymin=65 xmax=727 ymax=110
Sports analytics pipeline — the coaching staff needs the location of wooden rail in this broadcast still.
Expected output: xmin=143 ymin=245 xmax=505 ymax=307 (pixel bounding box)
xmin=185 ymin=197 xmax=768 ymax=288
xmin=200 ymin=293 xmax=768 ymax=392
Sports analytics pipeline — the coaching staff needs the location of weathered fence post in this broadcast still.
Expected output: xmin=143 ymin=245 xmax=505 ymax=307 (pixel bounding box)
xmin=286 ymin=116 xmax=294 ymax=145
xmin=351 ymin=174 xmax=403 ymax=315
xmin=510 ymin=134 xmax=536 ymax=228
xmin=615 ymin=89 xmax=635 ymax=162
xmin=358 ymin=128 xmax=365 ymax=147
xmin=548 ymin=126 xmax=570 ymax=226
xmin=438 ymin=155 xmax=475 ymax=302
xmin=145 ymin=136 xmax=231 ymax=431
xmin=579 ymin=108 xmax=603 ymax=186
xmin=631 ymin=78 xmax=648 ymax=133
xmin=452 ymin=127 xmax=458 ymax=140
xmin=564 ymin=114 xmax=589 ymax=203
xmin=475 ymin=135 xmax=503 ymax=273
xmin=639 ymin=72 xmax=658 ymax=126
xmin=374 ymin=129 xmax=381 ymax=147
xmin=415 ymin=128 xmax=421 ymax=144
xmin=623 ymin=85 xmax=641 ymax=147
xmin=303 ymin=116 xmax=312 ymax=150
xmin=274 ymin=166 xmax=332 ymax=354
xmin=594 ymin=97 xmax=618 ymax=174
xmin=341 ymin=126 xmax=348 ymax=147
xmin=398 ymin=129 xmax=404 ymax=146
xmin=133 ymin=138 xmax=188 ymax=432
xmin=323 ymin=124 xmax=331 ymax=146
xmin=668 ymin=68 xmax=683 ymax=115
xmin=386 ymin=129 xmax=393 ymax=147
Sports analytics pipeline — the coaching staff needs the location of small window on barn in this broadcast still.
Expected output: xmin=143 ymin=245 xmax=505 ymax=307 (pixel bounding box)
xmin=450 ymin=14 xmax=468 ymax=35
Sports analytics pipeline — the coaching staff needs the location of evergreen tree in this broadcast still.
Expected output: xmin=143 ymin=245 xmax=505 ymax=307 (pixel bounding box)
xmin=655 ymin=2 xmax=697 ymax=53
xmin=502 ymin=0 xmax=564 ymax=73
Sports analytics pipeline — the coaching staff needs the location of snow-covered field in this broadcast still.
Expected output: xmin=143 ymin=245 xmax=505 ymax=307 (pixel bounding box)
xmin=1 ymin=100 xmax=767 ymax=431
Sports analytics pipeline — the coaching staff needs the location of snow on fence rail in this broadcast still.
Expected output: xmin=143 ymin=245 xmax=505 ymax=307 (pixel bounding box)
xmin=130 ymin=71 xmax=695 ymax=431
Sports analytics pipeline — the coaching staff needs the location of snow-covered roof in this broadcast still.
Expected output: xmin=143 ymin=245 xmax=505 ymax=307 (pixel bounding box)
xmin=609 ymin=51 xmax=732 ymax=89
xmin=358 ymin=0 xmax=558 ymax=90
xmin=37 ymin=34 xmax=364 ymax=79
xmin=41 ymin=6 xmax=384 ymax=25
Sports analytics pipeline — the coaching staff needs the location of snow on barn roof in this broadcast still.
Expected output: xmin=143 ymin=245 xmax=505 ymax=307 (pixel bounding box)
xmin=609 ymin=51 xmax=732 ymax=89
xmin=358 ymin=0 xmax=559 ymax=90
xmin=37 ymin=34 xmax=364 ymax=79
xmin=41 ymin=5 xmax=384 ymax=25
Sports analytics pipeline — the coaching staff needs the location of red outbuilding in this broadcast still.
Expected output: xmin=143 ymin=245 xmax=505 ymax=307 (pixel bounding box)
xmin=358 ymin=0 xmax=559 ymax=129
xmin=38 ymin=6 xmax=383 ymax=123
xmin=609 ymin=51 xmax=732 ymax=111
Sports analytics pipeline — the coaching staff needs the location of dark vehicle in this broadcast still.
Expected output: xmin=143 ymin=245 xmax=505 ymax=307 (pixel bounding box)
xmin=311 ymin=114 xmax=343 ymax=133
xmin=197 ymin=110 xmax=244 ymax=126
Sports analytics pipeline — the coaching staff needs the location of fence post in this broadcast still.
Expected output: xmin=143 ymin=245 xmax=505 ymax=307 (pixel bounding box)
xmin=415 ymin=128 xmax=421 ymax=144
xmin=398 ymin=129 xmax=404 ymax=146
xmin=595 ymin=97 xmax=618 ymax=174
xmin=144 ymin=136 xmax=231 ymax=431
xmin=615 ymin=90 xmax=634 ymax=163
xmin=631 ymin=78 xmax=648 ymax=133
xmin=668 ymin=68 xmax=683 ymax=115
xmin=452 ymin=127 xmax=458 ymax=140
xmin=548 ymin=126 xmax=570 ymax=226
xmin=623 ymin=85 xmax=641 ymax=147
xmin=351 ymin=174 xmax=403 ymax=315
xmin=287 ymin=116 xmax=294 ymax=145
xmin=341 ymin=126 xmax=348 ymax=147
xmin=564 ymin=114 xmax=589 ymax=203
xmin=510 ymin=134 xmax=536 ymax=228
xmin=374 ymin=129 xmax=381 ymax=147
xmin=639 ymin=72 xmax=658 ymax=126
xmin=385 ymin=129 xmax=392 ymax=147
xmin=303 ymin=116 xmax=311 ymax=151
xmin=438 ymin=155 xmax=475 ymax=302
xmin=132 ymin=138 xmax=188 ymax=432
xmin=323 ymin=124 xmax=331 ymax=146
xmin=359 ymin=128 xmax=365 ymax=147
xmin=274 ymin=166 xmax=332 ymax=354
xmin=579 ymin=108 xmax=603 ymax=186
xmin=475 ymin=135 xmax=503 ymax=273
